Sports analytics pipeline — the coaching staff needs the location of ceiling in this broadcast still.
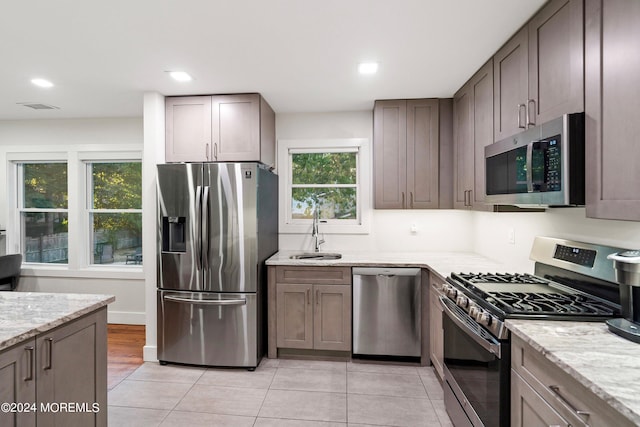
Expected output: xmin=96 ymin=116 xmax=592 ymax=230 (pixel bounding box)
xmin=0 ymin=0 xmax=546 ymax=120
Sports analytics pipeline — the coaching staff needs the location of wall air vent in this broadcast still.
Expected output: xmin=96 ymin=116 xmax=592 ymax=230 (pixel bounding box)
xmin=17 ymin=102 xmax=60 ymax=110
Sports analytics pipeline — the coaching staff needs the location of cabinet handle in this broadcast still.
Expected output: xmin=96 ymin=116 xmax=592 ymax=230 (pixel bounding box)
xmin=410 ymin=192 xmax=414 ymax=208
xmin=24 ymin=346 xmax=34 ymax=381
xmin=206 ymin=143 xmax=210 ymax=161
xmin=402 ymin=192 xmax=405 ymax=209
xmin=527 ymin=99 xmax=536 ymax=127
xmin=468 ymin=190 xmax=472 ymax=207
xmin=548 ymin=385 xmax=590 ymax=419
xmin=44 ymin=338 xmax=53 ymax=370
xmin=213 ymin=143 xmax=218 ymax=160
xmin=307 ymin=289 xmax=310 ymax=305
xmin=517 ymin=104 xmax=526 ymax=129
xmin=316 ymin=289 xmax=319 ymax=305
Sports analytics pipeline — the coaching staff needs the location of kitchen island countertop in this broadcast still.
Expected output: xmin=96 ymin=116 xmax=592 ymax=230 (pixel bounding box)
xmin=507 ymin=319 xmax=640 ymax=425
xmin=266 ymin=250 xmax=514 ymax=280
xmin=0 ymin=292 xmax=114 ymax=351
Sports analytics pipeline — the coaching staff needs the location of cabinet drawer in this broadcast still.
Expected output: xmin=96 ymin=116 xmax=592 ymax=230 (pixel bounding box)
xmin=276 ymin=266 xmax=351 ymax=285
xmin=512 ymin=335 xmax=634 ymax=427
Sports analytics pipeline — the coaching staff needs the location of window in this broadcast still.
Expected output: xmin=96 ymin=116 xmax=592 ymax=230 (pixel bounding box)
xmin=18 ymin=162 xmax=69 ymax=264
xmin=88 ymin=162 xmax=142 ymax=265
xmin=278 ymin=138 xmax=371 ymax=234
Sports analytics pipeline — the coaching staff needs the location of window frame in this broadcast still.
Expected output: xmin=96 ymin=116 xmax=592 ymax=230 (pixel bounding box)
xmin=5 ymin=147 xmax=143 ymax=276
xmin=85 ymin=159 xmax=143 ymax=267
xmin=277 ymin=138 xmax=371 ymax=234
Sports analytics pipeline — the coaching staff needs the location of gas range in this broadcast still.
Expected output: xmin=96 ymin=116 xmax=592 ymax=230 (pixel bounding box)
xmin=443 ymin=271 xmax=620 ymax=340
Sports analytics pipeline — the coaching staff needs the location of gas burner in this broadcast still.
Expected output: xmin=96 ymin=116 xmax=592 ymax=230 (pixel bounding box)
xmin=455 ymin=272 xmax=548 ymax=285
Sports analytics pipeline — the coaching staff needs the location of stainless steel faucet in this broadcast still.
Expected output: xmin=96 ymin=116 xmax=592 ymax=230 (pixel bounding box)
xmin=312 ymin=207 xmax=325 ymax=252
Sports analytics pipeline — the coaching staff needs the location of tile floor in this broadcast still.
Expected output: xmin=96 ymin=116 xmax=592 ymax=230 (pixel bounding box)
xmin=108 ymin=358 xmax=453 ymax=426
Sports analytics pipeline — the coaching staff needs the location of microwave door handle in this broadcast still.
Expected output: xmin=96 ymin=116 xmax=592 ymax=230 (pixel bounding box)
xmin=195 ymin=185 xmax=203 ymax=270
xmin=526 ymin=143 xmax=534 ymax=193
xmin=440 ymin=296 xmax=502 ymax=358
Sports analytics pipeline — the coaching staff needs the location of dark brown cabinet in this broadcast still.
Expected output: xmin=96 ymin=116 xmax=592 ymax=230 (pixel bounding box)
xmin=0 ymin=309 xmax=107 ymax=427
xmin=373 ymin=99 xmax=441 ymax=209
xmin=585 ymin=0 xmax=640 ymax=221
xmin=166 ymin=93 xmax=275 ymax=166
xmin=454 ymin=59 xmax=494 ymax=210
xmin=494 ymin=0 xmax=584 ymax=141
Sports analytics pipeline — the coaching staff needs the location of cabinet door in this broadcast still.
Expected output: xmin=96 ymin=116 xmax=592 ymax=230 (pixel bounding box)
xmin=313 ymin=284 xmax=351 ymax=351
xmin=453 ymin=84 xmax=473 ymax=209
xmin=529 ymin=0 xmax=584 ymax=126
xmin=36 ymin=309 xmax=107 ymax=427
xmin=0 ymin=339 xmax=36 ymax=427
xmin=493 ymin=27 xmax=529 ymax=141
xmin=428 ymin=283 xmax=444 ymax=379
xmin=511 ymin=370 xmax=570 ymax=427
xmin=374 ymin=100 xmax=407 ymax=209
xmin=585 ymin=0 xmax=640 ymax=220
xmin=212 ymin=94 xmax=261 ymax=161
xmin=407 ymin=99 xmax=439 ymax=209
xmin=471 ymin=60 xmax=494 ymax=208
xmin=166 ymin=96 xmax=212 ymax=162
xmin=276 ymin=283 xmax=313 ymax=349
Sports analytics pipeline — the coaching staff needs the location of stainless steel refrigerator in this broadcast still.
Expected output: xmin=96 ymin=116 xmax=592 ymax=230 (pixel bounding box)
xmin=156 ymin=162 xmax=277 ymax=368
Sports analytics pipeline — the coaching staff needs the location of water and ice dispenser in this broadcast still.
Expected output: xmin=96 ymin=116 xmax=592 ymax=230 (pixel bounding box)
xmin=162 ymin=216 xmax=186 ymax=253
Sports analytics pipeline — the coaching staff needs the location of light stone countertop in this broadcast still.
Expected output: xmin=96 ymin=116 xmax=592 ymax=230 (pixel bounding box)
xmin=266 ymin=250 xmax=515 ymax=280
xmin=0 ymin=292 xmax=114 ymax=351
xmin=506 ymin=319 xmax=640 ymax=425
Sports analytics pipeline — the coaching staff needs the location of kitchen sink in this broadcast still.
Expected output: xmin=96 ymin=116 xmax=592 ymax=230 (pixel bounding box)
xmin=289 ymin=252 xmax=342 ymax=260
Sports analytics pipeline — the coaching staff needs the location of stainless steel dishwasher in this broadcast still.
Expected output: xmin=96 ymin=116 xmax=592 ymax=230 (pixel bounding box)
xmin=352 ymin=267 xmax=421 ymax=358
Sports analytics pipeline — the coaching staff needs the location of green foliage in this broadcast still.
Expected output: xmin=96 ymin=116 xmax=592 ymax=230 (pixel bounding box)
xmin=291 ymin=153 xmax=357 ymax=220
xmin=23 ymin=163 xmax=68 ymax=208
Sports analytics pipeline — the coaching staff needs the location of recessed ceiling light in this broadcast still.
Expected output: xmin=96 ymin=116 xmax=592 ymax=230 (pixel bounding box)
xmin=31 ymin=78 xmax=54 ymax=88
xmin=167 ymin=71 xmax=193 ymax=82
xmin=358 ymin=62 xmax=379 ymax=75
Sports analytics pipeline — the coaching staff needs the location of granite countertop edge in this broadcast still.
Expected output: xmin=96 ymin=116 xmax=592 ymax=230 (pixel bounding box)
xmin=0 ymin=293 xmax=115 ymax=351
xmin=506 ymin=319 xmax=640 ymax=425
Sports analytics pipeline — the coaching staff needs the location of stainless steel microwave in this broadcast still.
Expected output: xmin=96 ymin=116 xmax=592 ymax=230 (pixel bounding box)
xmin=484 ymin=113 xmax=585 ymax=207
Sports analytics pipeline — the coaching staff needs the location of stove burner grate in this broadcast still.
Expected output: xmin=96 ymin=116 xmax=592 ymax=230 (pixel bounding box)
xmin=486 ymin=291 xmax=616 ymax=316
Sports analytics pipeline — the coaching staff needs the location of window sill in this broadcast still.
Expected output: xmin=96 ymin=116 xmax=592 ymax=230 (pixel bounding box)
xmin=20 ymin=265 xmax=145 ymax=280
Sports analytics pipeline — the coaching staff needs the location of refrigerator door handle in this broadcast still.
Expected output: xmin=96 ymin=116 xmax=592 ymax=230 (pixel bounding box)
xmin=195 ymin=185 xmax=203 ymax=270
xmin=164 ymin=295 xmax=247 ymax=306
xmin=202 ymin=186 xmax=210 ymax=270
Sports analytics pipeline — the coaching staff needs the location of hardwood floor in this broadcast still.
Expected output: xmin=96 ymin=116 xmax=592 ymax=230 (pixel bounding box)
xmin=108 ymin=324 xmax=145 ymax=390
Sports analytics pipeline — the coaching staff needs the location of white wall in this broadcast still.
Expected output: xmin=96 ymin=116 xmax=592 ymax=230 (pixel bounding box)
xmin=472 ymin=208 xmax=640 ymax=273
xmin=276 ymin=111 xmax=475 ymax=253
xmin=0 ymin=117 xmax=146 ymax=324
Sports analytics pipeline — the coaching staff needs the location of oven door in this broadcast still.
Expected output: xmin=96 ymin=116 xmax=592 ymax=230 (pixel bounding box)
xmin=440 ymin=297 xmax=510 ymax=427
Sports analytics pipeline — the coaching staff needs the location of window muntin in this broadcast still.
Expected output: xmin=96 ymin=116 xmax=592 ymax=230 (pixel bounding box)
xmin=88 ymin=162 xmax=142 ymax=266
xmin=289 ymin=150 xmax=359 ymax=222
xmin=19 ymin=162 xmax=69 ymax=264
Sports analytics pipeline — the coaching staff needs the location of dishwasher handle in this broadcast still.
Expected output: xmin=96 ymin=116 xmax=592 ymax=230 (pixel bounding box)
xmin=352 ymin=267 xmax=421 ymax=277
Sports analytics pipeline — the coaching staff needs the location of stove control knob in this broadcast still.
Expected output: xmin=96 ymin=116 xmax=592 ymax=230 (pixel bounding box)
xmin=444 ymin=286 xmax=458 ymax=300
xmin=469 ymin=305 xmax=479 ymax=318
xmin=478 ymin=311 xmax=493 ymax=327
xmin=456 ymin=295 xmax=469 ymax=308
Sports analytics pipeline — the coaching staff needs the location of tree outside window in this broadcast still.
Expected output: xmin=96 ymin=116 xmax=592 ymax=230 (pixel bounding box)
xmin=290 ymin=151 xmax=358 ymax=221
xmin=89 ymin=162 xmax=142 ymax=265
xmin=20 ymin=163 xmax=69 ymax=264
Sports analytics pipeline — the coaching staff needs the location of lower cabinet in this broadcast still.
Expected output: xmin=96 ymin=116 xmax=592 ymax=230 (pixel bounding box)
xmin=511 ymin=334 xmax=634 ymax=427
xmin=428 ymin=273 xmax=445 ymax=379
xmin=0 ymin=309 xmax=107 ymax=427
xmin=270 ymin=266 xmax=352 ymax=357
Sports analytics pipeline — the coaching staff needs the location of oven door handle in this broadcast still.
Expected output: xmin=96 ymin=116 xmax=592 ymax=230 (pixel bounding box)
xmin=440 ymin=296 xmax=502 ymax=358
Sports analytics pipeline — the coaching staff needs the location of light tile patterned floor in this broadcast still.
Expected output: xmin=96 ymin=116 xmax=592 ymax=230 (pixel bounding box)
xmin=108 ymin=359 xmax=453 ymax=427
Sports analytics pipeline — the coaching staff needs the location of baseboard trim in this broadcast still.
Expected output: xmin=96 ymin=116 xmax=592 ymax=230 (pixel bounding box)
xmin=143 ymin=345 xmax=158 ymax=362
xmin=107 ymin=310 xmax=146 ymax=325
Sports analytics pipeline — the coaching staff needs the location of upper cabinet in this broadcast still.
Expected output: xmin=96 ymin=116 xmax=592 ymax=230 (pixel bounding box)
xmin=454 ymin=59 xmax=494 ymax=210
xmin=374 ymin=98 xmax=448 ymax=209
xmin=494 ymin=0 xmax=584 ymax=141
xmin=585 ymin=0 xmax=640 ymax=221
xmin=166 ymin=93 xmax=275 ymax=166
